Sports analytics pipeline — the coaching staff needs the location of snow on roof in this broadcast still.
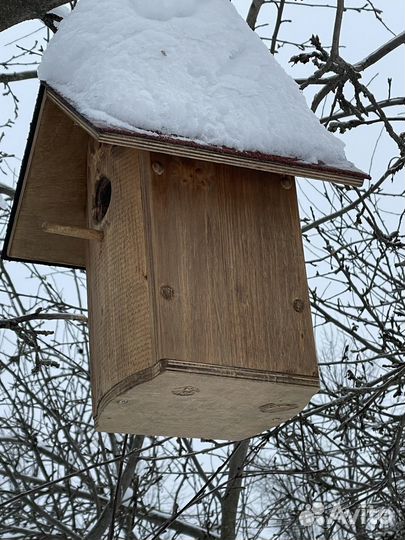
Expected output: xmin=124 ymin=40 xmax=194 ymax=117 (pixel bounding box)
xmin=38 ymin=0 xmax=356 ymax=171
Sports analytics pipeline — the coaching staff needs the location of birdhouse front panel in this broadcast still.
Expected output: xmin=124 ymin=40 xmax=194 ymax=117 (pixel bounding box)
xmin=86 ymin=141 xmax=154 ymax=415
xmin=146 ymin=152 xmax=317 ymax=376
xmin=85 ymin=140 xmax=318 ymax=440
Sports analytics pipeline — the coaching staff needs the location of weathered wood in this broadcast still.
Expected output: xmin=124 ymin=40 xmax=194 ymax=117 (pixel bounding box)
xmin=86 ymin=141 xmax=154 ymax=416
xmin=97 ymin=131 xmax=364 ymax=187
xmin=42 ymin=222 xmax=103 ymax=241
xmin=2 ymin=83 xmax=349 ymax=439
xmin=97 ymin=363 xmax=317 ymax=440
xmin=89 ymin=147 xmax=318 ymax=439
xmin=144 ymin=153 xmax=317 ymax=378
xmin=6 ymin=95 xmax=88 ymax=267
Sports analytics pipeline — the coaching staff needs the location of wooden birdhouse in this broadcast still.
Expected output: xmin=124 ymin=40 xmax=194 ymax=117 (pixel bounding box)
xmin=2 ymin=1 xmax=368 ymax=440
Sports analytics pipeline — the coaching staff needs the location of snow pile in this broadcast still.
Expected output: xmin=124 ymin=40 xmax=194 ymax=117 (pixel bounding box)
xmin=39 ymin=0 xmax=355 ymax=170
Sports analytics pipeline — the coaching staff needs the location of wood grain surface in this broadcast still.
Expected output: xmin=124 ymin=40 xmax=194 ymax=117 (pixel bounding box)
xmin=7 ymin=97 xmax=88 ymax=267
xmin=97 ymin=362 xmax=317 ymax=440
xmin=86 ymin=141 xmax=154 ymax=415
xmin=144 ymin=153 xmax=317 ymax=378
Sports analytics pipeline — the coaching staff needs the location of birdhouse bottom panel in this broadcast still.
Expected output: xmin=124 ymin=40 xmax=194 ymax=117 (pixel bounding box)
xmin=95 ymin=362 xmax=318 ymax=440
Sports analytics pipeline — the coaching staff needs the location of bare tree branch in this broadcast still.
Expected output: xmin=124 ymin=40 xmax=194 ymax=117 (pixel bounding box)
xmin=220 ymin=440 xmax=250 ymax=540
xmin=331 ymin=0 xmax=345 ymax=58
xmin=0 ymin=182 xmax=15 ymax=198
xmin=0 ymin=70 xmax=37 ymax=84
xmin=246 ymin=0 xmax=266 ymax=30
xmin=0 ymin=0 xmax=67 ymax=33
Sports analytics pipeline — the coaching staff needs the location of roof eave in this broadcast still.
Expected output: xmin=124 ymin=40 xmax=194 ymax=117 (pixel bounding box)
xmin=45 ymin=83 xmax=369 ymax=188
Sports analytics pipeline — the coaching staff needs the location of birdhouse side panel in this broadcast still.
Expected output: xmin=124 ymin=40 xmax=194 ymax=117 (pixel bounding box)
xmin=143 ymin=153 xmax=317 ymax=379
xmin=86 ymin=142 xmax=155 ymax=414
xmin=7 ymin=95 xmax=88 ymax=267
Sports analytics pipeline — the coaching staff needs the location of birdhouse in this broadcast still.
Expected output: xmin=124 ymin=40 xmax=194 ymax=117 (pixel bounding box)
xmin=2 ymin=0 xmax=368 ymax=440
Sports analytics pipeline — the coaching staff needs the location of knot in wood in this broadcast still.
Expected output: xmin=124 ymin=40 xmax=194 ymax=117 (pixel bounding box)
xmin=172 ymin=386 xmax=200 ymax=396
xmin=259 ymin=402 xmax=297 ymax=413
xmin=293 ymin=298 xmax=305 ymax=313
xmin=160 ymin=285 xmax=175 ymax=300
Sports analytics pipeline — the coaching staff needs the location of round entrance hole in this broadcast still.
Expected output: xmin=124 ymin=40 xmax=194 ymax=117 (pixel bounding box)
xmin=93 ymin=176 xmax=112 ymax=223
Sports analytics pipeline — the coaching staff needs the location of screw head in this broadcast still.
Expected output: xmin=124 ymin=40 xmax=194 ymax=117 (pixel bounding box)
xmin=160 ymin=285 xmax=175 ymax=300
xmin=152 ymin=161 xmax=165 ymax=175
xmin=117 ymin=399 xmax=128 ymax=407
xmin=281 ymin=176 xmax=293 ymax=190
xmin=293 ymin=298 xmax=305 ymax=313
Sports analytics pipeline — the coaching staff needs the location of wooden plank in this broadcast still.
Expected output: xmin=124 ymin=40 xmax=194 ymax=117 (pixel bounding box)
xmin=96 ymin=364 xmax=317 ymax=440
xmin=42 ymin=222 xmax=103 ymax=241
xmin=86 ymin=142 xmax=154 ymax=414
xmin=144 ymin=153 xmax=318 ymax=379
xmin=98 ymin=131 xmax=364 ymax=187
xmin=7 ymin=96 xmax=88 ymax=267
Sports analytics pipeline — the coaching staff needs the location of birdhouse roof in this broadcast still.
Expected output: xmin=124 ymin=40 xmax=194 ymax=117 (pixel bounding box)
xmin=36 ymin=0 xmax=365 ymax=176
xmin=3 ymin=0 xmax=369 ymax=269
